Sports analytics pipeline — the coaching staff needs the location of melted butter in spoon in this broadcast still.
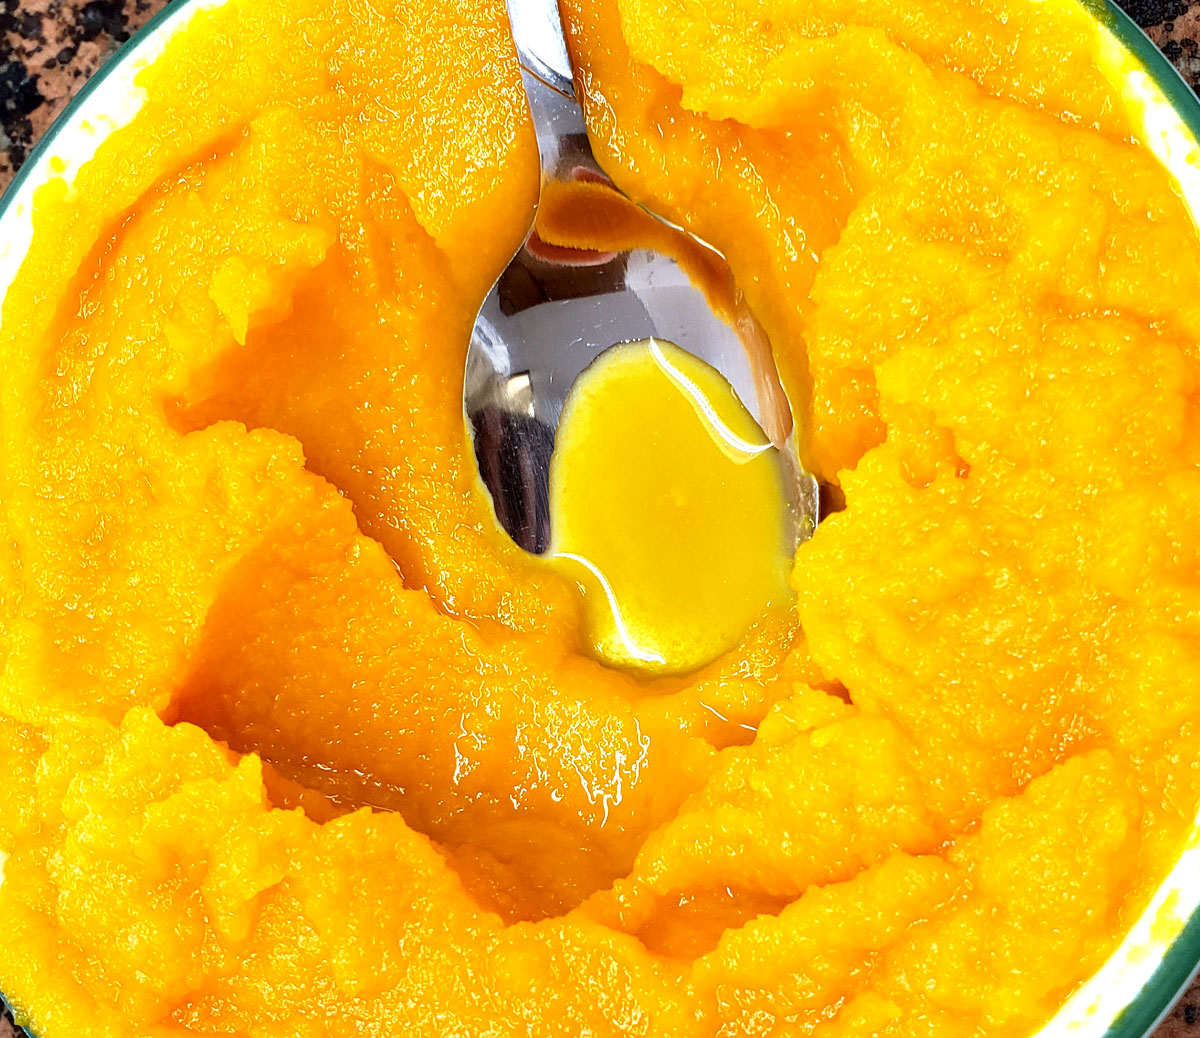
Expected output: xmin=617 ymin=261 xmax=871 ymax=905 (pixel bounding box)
xmin=548 ymin=338 xmax=794 ymax=676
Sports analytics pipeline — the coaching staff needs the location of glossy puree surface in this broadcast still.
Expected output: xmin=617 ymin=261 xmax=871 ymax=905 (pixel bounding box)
xmin=548 ymin=338 xmax=794 ymax=674
xmin=3 ymin=0 xmax=1200 ymax=1035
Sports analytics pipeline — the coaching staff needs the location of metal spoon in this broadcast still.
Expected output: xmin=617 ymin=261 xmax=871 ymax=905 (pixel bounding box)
xmin=465 ymin=0 xmax=818 ymax=554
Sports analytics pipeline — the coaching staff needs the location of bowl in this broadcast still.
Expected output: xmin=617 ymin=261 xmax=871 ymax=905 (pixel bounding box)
xmin=1 ymin=2 xmax=1199 ymax=1036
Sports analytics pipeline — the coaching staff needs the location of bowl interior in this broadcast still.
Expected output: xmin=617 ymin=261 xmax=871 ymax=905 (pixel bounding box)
xmin=0 ymin=3 xmax=1199 ymax=1037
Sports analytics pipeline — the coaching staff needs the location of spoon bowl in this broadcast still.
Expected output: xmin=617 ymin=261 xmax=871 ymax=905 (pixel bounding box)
xmin=464 ymin=0 xmax=818 ymax=554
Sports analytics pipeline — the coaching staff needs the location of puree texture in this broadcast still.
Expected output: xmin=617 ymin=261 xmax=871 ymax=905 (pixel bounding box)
xmin=2 ymin=0 xmax=1200 ymax=1035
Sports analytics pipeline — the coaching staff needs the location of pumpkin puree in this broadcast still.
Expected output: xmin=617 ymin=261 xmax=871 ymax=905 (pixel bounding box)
xmin=3 ymin=0 xmax=1200 ymax=1034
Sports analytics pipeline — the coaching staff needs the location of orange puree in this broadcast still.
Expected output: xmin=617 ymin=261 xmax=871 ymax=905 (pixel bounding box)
xmin=3 ymin=0 xmax=1200 ymax=1034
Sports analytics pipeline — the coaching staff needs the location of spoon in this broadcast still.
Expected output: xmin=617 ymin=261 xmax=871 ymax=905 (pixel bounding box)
xmin=464 ymin=0 xmax=818 ymax=555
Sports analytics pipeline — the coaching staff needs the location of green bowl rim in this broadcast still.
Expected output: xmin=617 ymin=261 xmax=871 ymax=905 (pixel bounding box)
xmin=1 ymin=2 xmax=1200 ymax=1037
xmin=0 ymin=0 xmax=195 ymax=215
xmin=1079 ymin=7 xmax=1200 ymax=1032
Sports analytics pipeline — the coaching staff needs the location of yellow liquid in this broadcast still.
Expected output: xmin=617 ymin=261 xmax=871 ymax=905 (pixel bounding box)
xmin=547 ymin=339 xmax=793 ymax=675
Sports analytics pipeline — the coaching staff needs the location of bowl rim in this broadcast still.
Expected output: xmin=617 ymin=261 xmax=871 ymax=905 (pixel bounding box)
xmin=1 ymin=2 xmax=1200 ymax=1037
xmin=1057 ymin=10 xmax=1200 ymax=1036
xmin=0 ymin=0 xmax=199 ymax=216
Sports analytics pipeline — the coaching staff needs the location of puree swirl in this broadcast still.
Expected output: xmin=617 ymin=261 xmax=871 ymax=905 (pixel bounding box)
xmin=3 ymin=0 xmax=1200 ymax=1035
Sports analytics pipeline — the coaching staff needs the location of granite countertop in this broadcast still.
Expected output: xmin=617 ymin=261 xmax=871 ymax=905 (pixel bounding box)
xmin=3 ymin=0 xmax=1200 ymax=1036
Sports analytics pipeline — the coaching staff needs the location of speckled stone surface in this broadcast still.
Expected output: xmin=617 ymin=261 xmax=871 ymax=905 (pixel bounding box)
xmin=0 ymin=0 xmax=166 ymax=186
xmin=2 ymin=0 xmax=1200 ymax=1036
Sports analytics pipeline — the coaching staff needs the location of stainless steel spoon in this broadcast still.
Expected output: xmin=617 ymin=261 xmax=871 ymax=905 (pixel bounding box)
xmin=465 ymin=0 xmax=818 ymax=554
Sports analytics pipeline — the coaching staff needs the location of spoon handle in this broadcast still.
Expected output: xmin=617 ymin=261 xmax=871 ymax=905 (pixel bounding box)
xmin=505 ymin=0 xmax=574 ymax=95
xmin=504 ymin=0 xmax=597 ymax=179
